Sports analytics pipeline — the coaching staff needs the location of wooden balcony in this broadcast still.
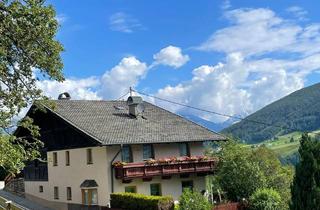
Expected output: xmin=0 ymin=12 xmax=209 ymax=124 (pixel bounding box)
xmin=114 ymin=158 xmax=217 ymax=180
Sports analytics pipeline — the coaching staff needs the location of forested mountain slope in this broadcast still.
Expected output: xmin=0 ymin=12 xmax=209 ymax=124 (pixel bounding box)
xmin=222 ymin=83 xmax=320 ymax=143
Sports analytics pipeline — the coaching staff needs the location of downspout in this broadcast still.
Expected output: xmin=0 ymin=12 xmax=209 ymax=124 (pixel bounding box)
xmin=111 ymin=144 xmax=122 ymax=193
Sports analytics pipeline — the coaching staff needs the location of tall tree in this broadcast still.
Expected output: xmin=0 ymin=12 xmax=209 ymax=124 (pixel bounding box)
xmin=0 ymin=0 xmax=64 ymax=174
xmin=211 ymin=140 xmax=293 ymax=209
xmin=290 ymin=133 xmax=320 ymax=210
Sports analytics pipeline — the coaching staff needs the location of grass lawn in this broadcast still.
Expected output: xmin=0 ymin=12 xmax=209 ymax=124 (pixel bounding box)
xmin=249 ymin=129 xmax=320 ymax=158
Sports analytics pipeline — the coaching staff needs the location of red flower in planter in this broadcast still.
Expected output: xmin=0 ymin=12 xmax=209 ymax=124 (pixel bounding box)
xmin=112 ymin=161 xmax=126 ymax=167
xmin=145 ymin=159 xmax=157 ymax=165
xmin=177 ymin=156 xmax=188 ymax=162
xmin=169 ymin=156 xmax=177 ymax=163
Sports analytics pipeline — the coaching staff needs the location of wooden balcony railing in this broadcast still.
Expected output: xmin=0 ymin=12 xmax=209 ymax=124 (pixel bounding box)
xmin=114 ymin=159 xmax=217 ymax=180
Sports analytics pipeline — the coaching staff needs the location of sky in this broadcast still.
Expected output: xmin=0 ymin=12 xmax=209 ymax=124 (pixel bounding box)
xmin=40 ymin=0 xmax=320 ymax=123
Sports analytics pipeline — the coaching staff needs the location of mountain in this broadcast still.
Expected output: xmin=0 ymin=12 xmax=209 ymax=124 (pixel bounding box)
xmin=179 ymin=113 xmax=235 ymax=132
xmin=222 ymin=83 xmax=320 ymax=144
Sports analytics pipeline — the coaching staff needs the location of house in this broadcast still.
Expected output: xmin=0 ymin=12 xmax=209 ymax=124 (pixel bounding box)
xmin=16 ymin=94 xmax=225 ymax=210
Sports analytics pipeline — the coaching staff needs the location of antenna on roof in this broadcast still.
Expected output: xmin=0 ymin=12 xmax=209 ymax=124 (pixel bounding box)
xmin=129 ymin=87 xmax=133 ymax=96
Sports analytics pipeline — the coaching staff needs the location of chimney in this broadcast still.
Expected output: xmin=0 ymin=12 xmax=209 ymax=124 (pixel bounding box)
xmin=127 ymin=96 xmax=143 ymax=116
xmin=58 ymin=92 xmax=71 ymax=100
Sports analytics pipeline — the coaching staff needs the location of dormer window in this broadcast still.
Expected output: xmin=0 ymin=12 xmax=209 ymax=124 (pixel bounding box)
xmin=143 ymin=144 xmax=154 ymax=160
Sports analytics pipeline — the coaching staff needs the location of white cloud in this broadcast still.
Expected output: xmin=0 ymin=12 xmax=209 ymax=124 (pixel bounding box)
xmin=156 ymin=53 xmax=312 ymax=123
xmin=100 ymin=57 xmax=147 ymax=99
xmin=197 ymin=8 xmax=304 ymax=56
xmin=37 ymin=77 xmax=101 ymax=100
xmin=56 ymin=14 xmax=68 ymax=25
xmin=287 ymin=6 xmax=308 ymax=21
xmin=221 ymin=0 xmax=231 ymax=10
xmin=151 ymin=46 xmax=190 ymax=69
xmin=109 ymin=12 xmax=143 ymax=33
xmin=156 ymin=8 xmax=320 ymax=123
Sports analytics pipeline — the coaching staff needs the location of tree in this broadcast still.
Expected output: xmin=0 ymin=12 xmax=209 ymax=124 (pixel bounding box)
xmin=212 ymin=140 xmax=293 ymax=209
xmin=215 ymin=141 xmax=267 ymax=201
xmin=249 ymin=188 xmax=281 ymax=210
xmin=178 ymin=189 xmax=212 ymax=210
xmin=290 ymin=133 xmax=320 ymax=210
xmin=0 ymin=0 xmax=63 ymax=174
xmin=251 ymin=146 xmax=293 ymax=208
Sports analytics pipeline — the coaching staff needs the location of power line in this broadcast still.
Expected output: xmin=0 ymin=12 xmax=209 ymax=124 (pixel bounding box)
xmin=132 ymin=89 xmax=291 ymax=130
xmin=115 ymin=90 xmax=130 ymax=101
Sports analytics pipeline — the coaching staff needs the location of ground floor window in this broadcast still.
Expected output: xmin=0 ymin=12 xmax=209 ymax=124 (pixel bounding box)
xmin=39 ymin=186 xmax=43 ymax=193
xmin=82 ymin=189 xmax=98 ymax=205
xmin=150 ymin=183 xmax=161 ymax=196
xmin=67 ymin=187 xmax=72 ymax=200
xmin=181 ymin=180 xmax=193 ymax=192
xmin=54 ymin=186 xmax=59 ymax=199
xmin=125 ymin=186 xmax=137 ymax=193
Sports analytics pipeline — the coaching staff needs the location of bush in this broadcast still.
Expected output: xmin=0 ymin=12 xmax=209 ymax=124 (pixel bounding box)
xmin=110 ymin=192 xmax=174 ymax=210
xmin=249 ymin=188 xmax=281 ymax=210
xmin=178 ymin=189 xmax=212 ymax=210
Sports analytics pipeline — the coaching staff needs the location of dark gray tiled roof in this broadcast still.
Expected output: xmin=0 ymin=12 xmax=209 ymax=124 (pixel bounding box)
xmin=47 ymin=100 xmax=225 ymax=145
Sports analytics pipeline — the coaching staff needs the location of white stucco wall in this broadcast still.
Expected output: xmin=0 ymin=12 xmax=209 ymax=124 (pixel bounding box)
xmin=25 ymin=142 xmax=207 ymax=207
xmin=25 ymin=146 xmax=109 ymax=206
xmin=113 ymin=174 xmax=206 ymax=200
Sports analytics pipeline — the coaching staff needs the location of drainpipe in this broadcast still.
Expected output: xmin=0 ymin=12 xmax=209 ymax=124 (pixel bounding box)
xmin=111 ymin=144 xmax=122 ymax=193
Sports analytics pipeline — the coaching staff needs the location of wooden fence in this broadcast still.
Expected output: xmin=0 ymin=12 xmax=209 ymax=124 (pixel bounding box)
xmin=214 ymin=202 xmax=246 ymax=210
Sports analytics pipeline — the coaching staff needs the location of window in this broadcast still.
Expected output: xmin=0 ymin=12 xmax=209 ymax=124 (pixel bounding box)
xmin=181 ymin=181 xmax=193 ymax=192
xmin=65 ymin=151 xmax=70 ymax=166
xmin=67 ymin=187 xmax=72 ymax=200
xmin=121 ymin=145 xmax=133 ymax=163
xmin=39 ymin=186 xmax=43 ymax=193
xmin=143 ymin=144 xmax=154 ymax=160
xmin=82 ymin=189 xmax=98 ymax=205
xmin=87 ymin=149 xmax=93 ymax=164
xmin=53 ymin=152 xmax=58 ymax=166
xmin=54 ymin=186 xmax=59 ymax=199
xmin=125 ymin=186 xmax=137 ymax=193
xmin=150 ymin=183 xmax=161 ymax=196
xmin=179 ymin=143 xmax=190 ymax=156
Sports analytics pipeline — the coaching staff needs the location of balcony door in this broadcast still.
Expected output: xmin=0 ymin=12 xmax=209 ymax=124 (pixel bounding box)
xmin=179 ymin=143 xmax=190 ymax=156
xmin=122 ymin=145 xmax=133 ymax=163
xmin=143 ymin=144 xmax=154 ymax=160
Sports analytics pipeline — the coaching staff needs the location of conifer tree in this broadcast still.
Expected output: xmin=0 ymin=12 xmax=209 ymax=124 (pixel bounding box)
xmin=290 ymin=133 xmax=320 ymax=210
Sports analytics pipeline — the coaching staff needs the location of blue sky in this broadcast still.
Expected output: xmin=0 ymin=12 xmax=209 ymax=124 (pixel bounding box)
xmin=41 ymin=0 xmax=320 ymax=123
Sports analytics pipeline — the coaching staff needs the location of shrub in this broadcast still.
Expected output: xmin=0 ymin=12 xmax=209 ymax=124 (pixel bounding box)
xmin=178 ymin=189 xmax=212 ymax=210
xmin=110 ymin=192 xmax=174 ymax=210
xmin=249 ymin=188 xmax=281 ymax=210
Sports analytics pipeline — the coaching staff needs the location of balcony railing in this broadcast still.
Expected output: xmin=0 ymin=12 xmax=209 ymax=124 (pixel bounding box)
xmin=114 ymin=157 xmax=218 ymax=180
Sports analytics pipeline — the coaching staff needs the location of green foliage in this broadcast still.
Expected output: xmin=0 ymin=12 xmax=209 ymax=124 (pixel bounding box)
xmin=249 ymin=188 xmax=282 ymax=210
xmin=178 ymin=189 xmax=212 ymax=210
xmin=222 ymin=83 xmax=320 ymax=143
xmin=110 ymin=192 xmax=174 ymax=210
xmin=290 ymin=133 xmax=320 ymax=210
xmin=215 ymin=141 xmax=267 ymax=201
xmin=0 ymin=0 xmax=63 ymax=174
xmin=212 ymin=140 xmax=293 ymax=209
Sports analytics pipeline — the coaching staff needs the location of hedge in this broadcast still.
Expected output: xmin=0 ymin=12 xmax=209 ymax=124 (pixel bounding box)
xmin=248 ymin=188 xmax=281 ymax=210
xmin=110 ymin=192 xmax=174 ymax=210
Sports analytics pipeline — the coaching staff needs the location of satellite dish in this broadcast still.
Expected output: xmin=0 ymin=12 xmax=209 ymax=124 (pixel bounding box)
xmin=137 ymin=103 xmax=145 ymax=114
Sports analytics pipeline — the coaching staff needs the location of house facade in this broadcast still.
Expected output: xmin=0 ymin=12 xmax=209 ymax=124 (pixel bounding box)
xmin=18 ymin=95 xmax=225 ymax=210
